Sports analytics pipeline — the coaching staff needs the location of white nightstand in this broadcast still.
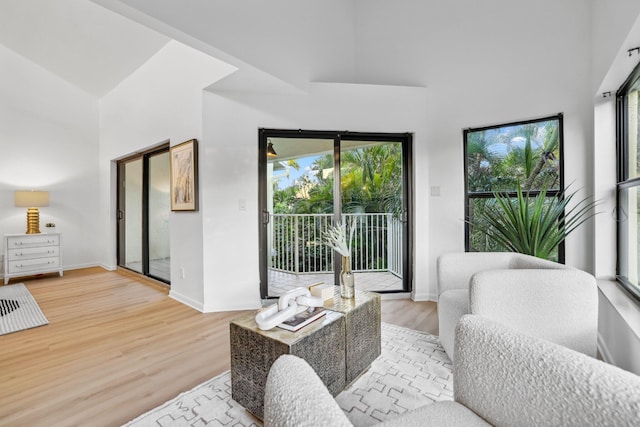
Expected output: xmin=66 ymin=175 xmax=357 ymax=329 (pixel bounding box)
xmin=3 ymin=233 xmax=63 ymax=285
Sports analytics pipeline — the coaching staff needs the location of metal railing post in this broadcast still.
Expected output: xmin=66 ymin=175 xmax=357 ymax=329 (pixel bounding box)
xmin=294 ymin=215 xmax=299 ymax=275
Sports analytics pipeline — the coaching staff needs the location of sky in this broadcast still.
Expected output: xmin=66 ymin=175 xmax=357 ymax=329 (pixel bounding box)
xmin=273 ymin=156 xmax=319 ymax=190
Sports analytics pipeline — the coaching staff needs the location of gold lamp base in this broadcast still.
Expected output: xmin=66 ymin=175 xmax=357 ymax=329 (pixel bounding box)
xmin=25 ymin=208 xmax=41 ymax=234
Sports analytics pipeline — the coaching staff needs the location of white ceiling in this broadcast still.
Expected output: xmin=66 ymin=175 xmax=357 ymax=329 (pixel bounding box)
xmin=0 ymin=0 xmax=169 ymax=97
xmin=268 ymin=137 xmax=394 ymax=165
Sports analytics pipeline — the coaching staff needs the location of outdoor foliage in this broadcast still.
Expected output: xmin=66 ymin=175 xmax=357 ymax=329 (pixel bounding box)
xmin=273 ymin=143 xmax=403 ymax=216
xmin=468 ymin=184 xmax=598 ymax=260
xmin=467 ymin=120 xmax=560 ymax=194
xmin=270 ymin=143 xmax=402 ymax=273
xmin=466 ymin=117 xmax=570 ymax=259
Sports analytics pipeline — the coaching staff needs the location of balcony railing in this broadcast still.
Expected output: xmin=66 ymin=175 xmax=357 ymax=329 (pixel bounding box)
xmin=269 ymin=213 xmax=403 ymax=277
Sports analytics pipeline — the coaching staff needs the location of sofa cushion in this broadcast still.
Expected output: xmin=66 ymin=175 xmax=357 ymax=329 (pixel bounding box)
xmin=454 ymin=315 xmax=640 ymax=427
xmin=437 ymin=252 xmax=515 ymax=296
xmin=470 ymin=269 xmax=598 ymax=356
xmin=437 ymin=289 xmax=468 ymax=359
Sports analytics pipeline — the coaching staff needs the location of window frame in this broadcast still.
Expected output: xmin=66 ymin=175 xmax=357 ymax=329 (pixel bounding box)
xmin=615 ymin=60 xmax=640 ymax=301
xmin=463 ymin=113 xmax=565 ymax=262
xmin=258 ymin=128 xmax=414 ymax=299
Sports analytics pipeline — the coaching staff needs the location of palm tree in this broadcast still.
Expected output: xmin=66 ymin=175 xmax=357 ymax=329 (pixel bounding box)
xmin=523 ymin=122 xmax=559 ymax=190
xmin=272 ymin=144 xmax=404 ymax=215
xmin=340 ymin=144 xmax=403 ymax=214
xmin=466 ymin=131 xmax=495 ymax=192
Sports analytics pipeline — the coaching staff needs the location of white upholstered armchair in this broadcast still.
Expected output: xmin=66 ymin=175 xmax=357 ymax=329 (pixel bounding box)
xmin=263 ymin=316 xmax=640 ymax=427
xmin=437 ymin=252 xmax=598 ymax=360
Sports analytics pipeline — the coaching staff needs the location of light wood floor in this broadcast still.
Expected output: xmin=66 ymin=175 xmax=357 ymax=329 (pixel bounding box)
xmin=0 ymin=268 xmax=438 ymax=427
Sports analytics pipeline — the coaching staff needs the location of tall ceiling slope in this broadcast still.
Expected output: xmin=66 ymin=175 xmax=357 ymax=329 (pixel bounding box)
xmin=90 ymin=0 xmax=357 ymax=91
xmin=595 ymin=9 xmax=640 ymax=98
xmin=0 ymin=0 xmax=169 ymax=97
xmin=594 ymin=2 xmax=640 ymax=96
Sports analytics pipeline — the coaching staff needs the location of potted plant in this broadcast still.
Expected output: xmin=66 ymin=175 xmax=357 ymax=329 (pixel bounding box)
xmin=322 ymin=219 xmax=357 ymax=298
xmin=45 ymin=222 xmax=56 ymax=233
xmin=468 ymin=184 xmax=598 ymax=261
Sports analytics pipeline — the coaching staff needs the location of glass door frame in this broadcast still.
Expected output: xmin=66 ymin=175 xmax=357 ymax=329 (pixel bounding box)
xmin=117 ymin=143 xmax=171 ymax=284
xmin=258 ymin=128 xmax=413 ymax=299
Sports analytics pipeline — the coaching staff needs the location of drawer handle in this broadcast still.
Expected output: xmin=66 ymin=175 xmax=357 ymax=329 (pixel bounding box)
xmin=16 ymin=250 xmax=54 ymax=256
xmin=14 ymin=240 xmax=56 ymax=246
xmin=16 ymin=261 xmax=55 ymax=267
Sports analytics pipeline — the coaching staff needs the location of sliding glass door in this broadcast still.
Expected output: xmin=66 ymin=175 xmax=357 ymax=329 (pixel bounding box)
xmin=122 ymin=158 xmax=143 ymax=274
xmin=117 ymin=145 xmax=171 ymax=283
xmin=259 ymin=130 xmax=412 ymax=298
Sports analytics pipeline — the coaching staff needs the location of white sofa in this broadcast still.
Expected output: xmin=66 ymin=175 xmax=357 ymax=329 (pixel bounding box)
xmin=263 ymin=315 xmax=640 ymax=427
xmin=437 ymin=252 xmax=597 ymax=360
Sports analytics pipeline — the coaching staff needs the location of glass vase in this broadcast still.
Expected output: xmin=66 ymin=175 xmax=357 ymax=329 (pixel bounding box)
xmin=340 ymin=255 xmax=355 ymax=299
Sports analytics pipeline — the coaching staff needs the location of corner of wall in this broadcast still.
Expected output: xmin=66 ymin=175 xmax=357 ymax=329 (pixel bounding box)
xmin=597 ymin=280 xmax=640 ymax=375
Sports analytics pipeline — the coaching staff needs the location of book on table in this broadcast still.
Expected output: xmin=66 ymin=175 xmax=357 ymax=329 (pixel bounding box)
xmin=278 ymin=307 xmax=327 ymax=331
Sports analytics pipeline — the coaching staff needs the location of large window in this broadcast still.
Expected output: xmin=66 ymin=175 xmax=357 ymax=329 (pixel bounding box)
xmin=616 ymin=61 xmax=640 ymax=300
xmin=464 ymin=114 xmax=564 ymax=260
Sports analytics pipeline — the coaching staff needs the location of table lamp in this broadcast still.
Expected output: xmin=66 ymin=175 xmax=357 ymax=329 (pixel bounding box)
xmin=15 ymin=190 xmax=49 ymax=234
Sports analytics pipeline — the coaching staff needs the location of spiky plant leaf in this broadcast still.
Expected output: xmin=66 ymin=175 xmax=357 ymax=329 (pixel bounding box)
xmin=469 ymin=184 xmax=598 ymax=260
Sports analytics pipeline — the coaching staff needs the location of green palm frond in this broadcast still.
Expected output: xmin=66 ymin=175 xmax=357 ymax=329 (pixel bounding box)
xmin=469 ymin=184 xmax=598 ymax=260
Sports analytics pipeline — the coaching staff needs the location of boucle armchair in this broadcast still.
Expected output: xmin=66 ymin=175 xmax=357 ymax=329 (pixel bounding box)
xmin=437 ymin=252 xmax=597 ymax=360
xmin=263 ymin=315 xmax=640 ymax=426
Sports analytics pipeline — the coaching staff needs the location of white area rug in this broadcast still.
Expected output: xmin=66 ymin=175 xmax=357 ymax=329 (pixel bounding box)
xmin=0 ymin=283 xmax=48 ymax=335
xmin=123 ymin=323 xmax=453 ymax=427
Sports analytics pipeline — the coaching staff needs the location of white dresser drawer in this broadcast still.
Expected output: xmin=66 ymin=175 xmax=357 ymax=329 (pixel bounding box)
xmin=8 ymin=246 xmax=60 ymax=261
xmin=4 ymin=233 xmax=64 ymax=284
xmin=7 ymin=256 xmax=60 ymax=274
xmin=7 ymin=235 xmax=60 ymax=248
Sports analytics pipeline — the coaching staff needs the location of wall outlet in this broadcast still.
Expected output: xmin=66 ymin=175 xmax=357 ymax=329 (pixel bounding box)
xmin=180 ymin=268 xmax=185 ymax=279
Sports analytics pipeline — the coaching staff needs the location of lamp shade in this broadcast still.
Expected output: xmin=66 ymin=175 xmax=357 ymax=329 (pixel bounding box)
xmin=15 ymin=191 xmax=49 ymax=208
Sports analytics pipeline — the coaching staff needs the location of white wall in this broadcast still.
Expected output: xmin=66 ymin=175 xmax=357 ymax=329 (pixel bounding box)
xmin=592 ymin=2 xmax=640 ymax=375
xmin=99 ymin=40 xmax=235 ymax=309
xmin=100 ymin=0 xmax=597 ymax=301
xmin=0 ymin=43 xmax=100 ymax=273
xmin=593 ymin=98 xmax=617 ymax=279
xmin=355 ymin=0 xmax=595 ymax=291
xmin=203 ymin=82 xmax=429 ymax=310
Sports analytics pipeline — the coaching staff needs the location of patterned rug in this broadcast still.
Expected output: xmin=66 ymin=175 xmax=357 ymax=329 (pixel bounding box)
xmin=123 ymin=323 xmax=453 ymax=427
xmin=0 ymin=283 xmax=48 ymax=335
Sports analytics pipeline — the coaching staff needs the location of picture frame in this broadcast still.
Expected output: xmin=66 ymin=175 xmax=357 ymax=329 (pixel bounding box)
xmin=170 ymin=139 xmax=198 ymax=211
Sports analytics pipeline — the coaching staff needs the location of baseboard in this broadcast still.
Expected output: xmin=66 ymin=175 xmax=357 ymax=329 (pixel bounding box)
xmin=380 ymin=292 xmax=412 ymax=300
xmin=0 ymin=263 xmax=109 ymax=281
xmin=202 ymin=300 xmax=262 ymax=313
xmin=99 ymin=263 xmax=118 ymax=271
xmin=411 ymin=291 xmax=437 ymax=302
xmin=169 ymin=290 xmax=262 ymax=313
xmin=169 ymin=290 xmax=205 ymax=312
xmin=64 ymin=263 xmax=108 ymax=271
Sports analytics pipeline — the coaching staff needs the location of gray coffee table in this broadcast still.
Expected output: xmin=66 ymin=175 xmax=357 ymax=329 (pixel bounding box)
xmin=229 ymin=288 xmax=381 ymax=419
